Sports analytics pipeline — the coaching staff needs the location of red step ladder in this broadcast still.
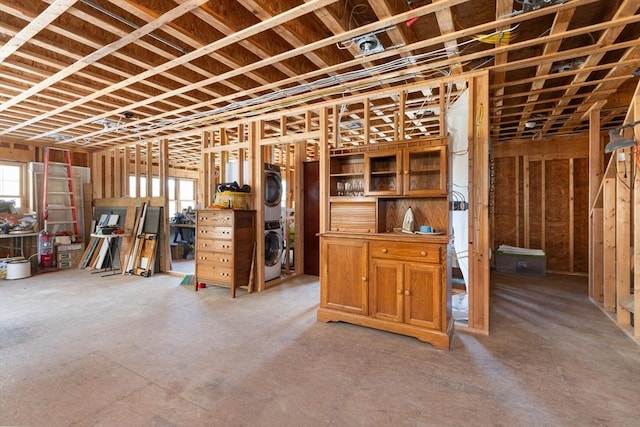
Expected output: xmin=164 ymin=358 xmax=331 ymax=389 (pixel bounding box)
xmin=42 ymin=147 xmax=80 ymax=238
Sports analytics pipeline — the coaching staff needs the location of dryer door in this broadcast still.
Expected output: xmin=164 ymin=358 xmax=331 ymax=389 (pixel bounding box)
xmin=264 ymin=170 xmax=282 ymax=207
xmin=264 ymin=229 xmax=284 ymax=267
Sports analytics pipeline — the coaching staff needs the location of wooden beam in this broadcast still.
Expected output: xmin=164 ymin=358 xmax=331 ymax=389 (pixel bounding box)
xmin=615 ymin=155 xmax=631 ymax=325
xmin=603 ymin=175 xmax=616 ymax=312
xmin=569 ymin=158 xmax=575 ymax=273
xmin=541 ymin=160 xmax=546 ymax=252
xmin=0 ymin=0 xmax=78 ymax=64
xmin=523 ymin=155 xmax=530 ymax=247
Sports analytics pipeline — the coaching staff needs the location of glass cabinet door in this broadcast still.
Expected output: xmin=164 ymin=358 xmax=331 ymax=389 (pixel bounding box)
xmin=364 ymin=150 xmax=402 ymax=196
xmin=403 ymin=146 xmax=447 ymax=196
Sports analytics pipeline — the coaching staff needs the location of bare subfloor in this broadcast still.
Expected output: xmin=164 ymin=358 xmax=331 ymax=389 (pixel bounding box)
xmin=1 ymin=270 xmax=638 ymax=426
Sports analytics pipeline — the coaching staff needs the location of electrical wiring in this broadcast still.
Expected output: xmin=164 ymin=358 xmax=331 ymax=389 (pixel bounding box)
xmin=471 ymin=24 xmax=520 ymax=45
xmin=83 ymin=28 xmax=504 ymax=142
xmin=614 ymin=149 xmax=638 ymax=192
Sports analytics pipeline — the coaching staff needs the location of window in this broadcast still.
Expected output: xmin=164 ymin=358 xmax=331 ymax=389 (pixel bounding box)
xmin=127 ymin=176 xmax=196 ymax=217
xmin=128 ymin=176 xmax=161 ymax=198
xmin=168 ymin=178 xmax=195 ymax=216
xmin=0 ymin=162 xmax=24 ymax=209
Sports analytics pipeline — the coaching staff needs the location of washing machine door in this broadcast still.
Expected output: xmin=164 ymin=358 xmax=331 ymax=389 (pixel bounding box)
xmin=264 ymin=166 xmax=282 ymax=207
xmin=264 ymin=230 xmax=284 ymax=267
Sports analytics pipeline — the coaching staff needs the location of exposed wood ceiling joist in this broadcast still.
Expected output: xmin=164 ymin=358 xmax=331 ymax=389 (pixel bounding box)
xmin=0 ymin=0 xmax=637 ymax=168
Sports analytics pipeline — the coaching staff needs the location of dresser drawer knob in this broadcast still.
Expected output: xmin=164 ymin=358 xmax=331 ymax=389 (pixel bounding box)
xmin=405 ymin=290 xmax=410 ymax=296
xmin=421 ymin=251 xmax=426 ymax=256
xmin=397 ymin=289 xmax=402 ymax=295
xmin=381 ymin=248 xmax=388 ymax=254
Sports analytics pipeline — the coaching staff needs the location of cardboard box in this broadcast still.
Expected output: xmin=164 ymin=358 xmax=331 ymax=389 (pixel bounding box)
xmin=170 ymin=243 xmax=185 ymax=259
xmin=58 ymin=260 xmax=78 ymax=269
xmin=57 ymin=250 xmax=83 ymax=264
xmin=495 ymin=251 xmax=546 ymax=276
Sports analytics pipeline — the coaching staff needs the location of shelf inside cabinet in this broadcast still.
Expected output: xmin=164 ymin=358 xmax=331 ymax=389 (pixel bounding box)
xmin=330 ymin=154 xmax=365 ymax=197
xmin=331 ymin=172 xmax=364 ymax=177
xmin=377 ymin=198 xmax=448 ymax=234
xmin=409 ymin=167 xmax=440 ymax=174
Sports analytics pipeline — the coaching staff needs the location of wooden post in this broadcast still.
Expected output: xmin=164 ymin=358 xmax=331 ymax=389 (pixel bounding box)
xmin=603 ymin=174 xmax=616 ymax=312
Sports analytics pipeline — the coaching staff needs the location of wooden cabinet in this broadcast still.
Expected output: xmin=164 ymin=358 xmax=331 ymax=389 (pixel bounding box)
xmin=318 ymin=234 xmax=452 ymax=349
xmin=195 ymin=209 xmax=256 ymax=297
xmin=329 ymin=141 xmax=448 ymax=235
xmin=320 ymin=237 xmax=368 ymax=315
xmin=370 ymin=241 xmax=443 ymax=329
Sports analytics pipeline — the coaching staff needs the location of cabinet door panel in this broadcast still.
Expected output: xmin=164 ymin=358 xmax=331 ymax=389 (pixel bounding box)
xmin=404 ymin=263 xmax=441 ymax=329
xmin=370 ymin=258 xmax=403 ymax=322
xmin=365 ymin=150 xmax=402 ymax=196
xmin=321 ymin=238 xmax=368 ymax=315
xmin=403 ymin=146 xmax=447 ymax=196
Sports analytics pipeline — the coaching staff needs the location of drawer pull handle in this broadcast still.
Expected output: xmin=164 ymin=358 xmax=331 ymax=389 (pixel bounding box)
xmin=421 ymin=251 xmax=426 ymax=256
xmin=405 ymin=290 xmax=410 ymax=296
xmin=397 ymin=289 xmax=402 ymax=295
xmin=362 ymin=276 xmax=367 ymax=282
xmin=381 ymin=248 xmax=388 ymax=254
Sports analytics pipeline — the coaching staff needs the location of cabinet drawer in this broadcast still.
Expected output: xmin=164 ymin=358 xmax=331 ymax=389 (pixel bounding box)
xmin=197 ymin=265 xmax=233 ymax=284
xmin=197 ymin=252 xmax=234 ymax=266
xmin=197 ymin=226 xmax=232 ymax=239
xmin=197 ymin=211 xmax=233 ymax=225
xmin=195 ymin=239 xmax=233 ymax=252
xmin=370 ymin=241 xmax=440 ymax=263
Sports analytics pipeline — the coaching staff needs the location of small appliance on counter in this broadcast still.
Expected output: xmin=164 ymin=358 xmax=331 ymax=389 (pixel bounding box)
xmin=402 ymin=207 xmax=415 ymax=234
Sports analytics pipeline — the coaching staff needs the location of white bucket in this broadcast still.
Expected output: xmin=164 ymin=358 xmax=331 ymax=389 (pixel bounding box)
xmin=6 ymin=259 xmax=32 ymax=280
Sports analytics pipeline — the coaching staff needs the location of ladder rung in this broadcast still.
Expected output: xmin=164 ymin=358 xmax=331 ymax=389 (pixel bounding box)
xmin=46 ymin=176 xmax=72 ymax=180
xmin=46 ymin=161 xmax=71 ymax=166
xmin=47 ymin=191 xmax=73 ymax=195
xmin=46 ymin=221 xmax=78 ymax=225
xmin=46 ymin=206 xmax=76 ymax=210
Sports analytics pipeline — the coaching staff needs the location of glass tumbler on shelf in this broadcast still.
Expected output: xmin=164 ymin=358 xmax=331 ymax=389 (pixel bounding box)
xmin=336 ymin=181 xmax=344 ymax=196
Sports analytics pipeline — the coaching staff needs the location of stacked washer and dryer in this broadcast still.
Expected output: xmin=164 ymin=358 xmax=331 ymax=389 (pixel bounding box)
xmin=263 ymin=163 xmax=284 ymax=281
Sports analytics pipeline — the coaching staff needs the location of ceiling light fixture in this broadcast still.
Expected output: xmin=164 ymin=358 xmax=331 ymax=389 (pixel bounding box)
xmin=525 ymin=120 xmax=537 ymax=129
xmin=339 ymin=26 xmax=395 ymax=58
xmin=515 ymin=0 xmax=566 ymax=13
xmin=605 ymin=120 xmax=640 ymax=153
xmin=355 ymin=34 xmax=384 ymax=56
xmin=551 ymin=57 xmax=586 ymax=73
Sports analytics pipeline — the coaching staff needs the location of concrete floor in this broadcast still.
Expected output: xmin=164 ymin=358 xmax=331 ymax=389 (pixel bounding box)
xmin=0 ymin=270 xmax=638 ymax=426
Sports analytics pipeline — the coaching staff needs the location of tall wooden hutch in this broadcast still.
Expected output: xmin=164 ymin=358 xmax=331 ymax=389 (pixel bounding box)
xmin=318 ymin=136 xmax=453 ymax=349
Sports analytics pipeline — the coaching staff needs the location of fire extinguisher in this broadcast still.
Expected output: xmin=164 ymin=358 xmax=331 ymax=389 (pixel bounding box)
xmin=39 ymin=230 xmax=54 ymax=268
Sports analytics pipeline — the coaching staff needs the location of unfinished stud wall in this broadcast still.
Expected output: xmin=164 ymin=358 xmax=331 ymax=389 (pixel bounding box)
xmin=492 ymin=136 xmax=589 ymax=274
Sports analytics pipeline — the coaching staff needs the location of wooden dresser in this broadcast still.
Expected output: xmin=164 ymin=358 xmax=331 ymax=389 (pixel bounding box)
xmin=195 ymin=209 xmax=256 ymax=297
